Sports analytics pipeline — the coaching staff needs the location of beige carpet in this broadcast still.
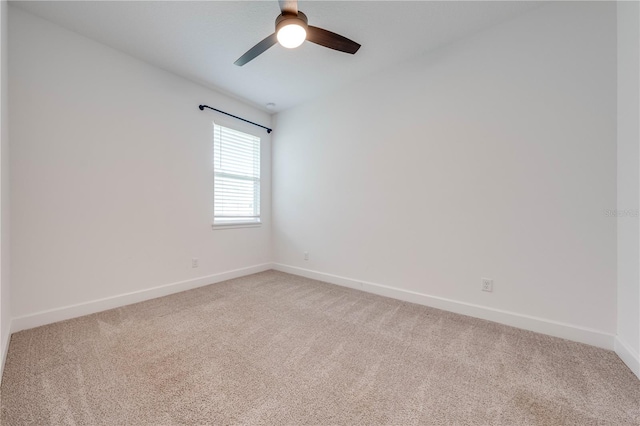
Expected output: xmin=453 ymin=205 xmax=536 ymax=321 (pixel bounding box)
xmin=1 ymin=270 xmax=638 ymax=425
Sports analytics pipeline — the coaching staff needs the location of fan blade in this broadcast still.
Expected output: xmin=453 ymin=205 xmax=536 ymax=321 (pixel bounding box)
xmin=234 ymin=33 xmax=278 ymax=66
xmin=278 ymin=0 xmax=298 ymax=15
xmin=307 ymin=26 xmax=361 ymax=54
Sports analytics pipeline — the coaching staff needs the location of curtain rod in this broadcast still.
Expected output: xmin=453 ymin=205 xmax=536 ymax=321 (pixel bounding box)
xmin=198 ymin=105 xmax=272 ymax=134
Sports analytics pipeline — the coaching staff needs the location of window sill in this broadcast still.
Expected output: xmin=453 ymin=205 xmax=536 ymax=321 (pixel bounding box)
xmin=212 ymin=222 xmax=262 ymax=230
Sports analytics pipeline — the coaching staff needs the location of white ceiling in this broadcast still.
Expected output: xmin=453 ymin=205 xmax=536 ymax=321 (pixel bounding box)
xmin=12 ymin=1 xmax=542 ymax=112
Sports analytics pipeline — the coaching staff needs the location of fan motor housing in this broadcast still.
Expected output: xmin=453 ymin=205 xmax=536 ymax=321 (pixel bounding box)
xmin=275 ymin=11 xmax=309 ymax=33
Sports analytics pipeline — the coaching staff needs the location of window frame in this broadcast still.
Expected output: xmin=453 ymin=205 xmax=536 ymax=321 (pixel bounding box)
xmin=211 ymin=122 xmax=262 ymax=230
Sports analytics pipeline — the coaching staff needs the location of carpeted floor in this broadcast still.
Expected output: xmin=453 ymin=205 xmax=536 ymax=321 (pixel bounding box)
xmin=1 ymin=270 xmax=638 ymax=425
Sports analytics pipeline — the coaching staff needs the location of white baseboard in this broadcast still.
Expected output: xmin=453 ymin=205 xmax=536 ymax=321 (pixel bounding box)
xmin=6 ymin=262 xmax=623 ymax=358
xmin=0 ymin=320 xmax=11 ymax=384
xmin=11 ymin=263 xmax=272 ymax=333
xmin=615 ymin=337 xmax=640 ymax=379
xmin=272 ymin=263 xmax=616 ymax=350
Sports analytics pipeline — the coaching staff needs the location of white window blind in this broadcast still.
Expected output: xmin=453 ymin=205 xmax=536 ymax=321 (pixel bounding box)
xmin=213 ymin=124 xmax=261 ymax=226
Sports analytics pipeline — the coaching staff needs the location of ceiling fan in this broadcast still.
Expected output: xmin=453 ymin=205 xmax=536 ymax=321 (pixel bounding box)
xmin=234 ymin=0 xmax=361 ymax=66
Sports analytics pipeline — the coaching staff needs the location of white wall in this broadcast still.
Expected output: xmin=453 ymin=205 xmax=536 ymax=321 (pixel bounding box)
xmin=616 ymin=1 xmax=640 ymax=378
xmin=9 ymin=7 xmax=272 ymax=328
xmin=0 ymin=0 xmax=10 ymax=378
xmin=273 ymin=2 xmax=617 ymax=347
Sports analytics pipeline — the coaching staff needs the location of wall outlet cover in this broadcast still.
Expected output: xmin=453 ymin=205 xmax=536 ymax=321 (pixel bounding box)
xmin=481 ymin=278 xmax=493 ymax=292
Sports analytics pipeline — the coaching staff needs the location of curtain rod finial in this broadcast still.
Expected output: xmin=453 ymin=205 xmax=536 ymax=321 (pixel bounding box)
xmin=198 ymin=105 xmax=205 ymax=111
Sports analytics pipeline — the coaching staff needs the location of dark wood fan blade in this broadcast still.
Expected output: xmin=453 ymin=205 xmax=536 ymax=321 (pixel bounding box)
xmin=278 ymin=0 xmax=298 ymax=15
xmin=307 ymin=26 xmax=360 ymax=54
xmin=234 ymin=33 xmax=278 ymax=66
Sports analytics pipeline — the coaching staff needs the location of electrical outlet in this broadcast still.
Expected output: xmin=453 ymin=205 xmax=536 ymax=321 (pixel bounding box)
xmin=304 ymin=251 xmax=309 ymax=261
xmin=481 ymin=278 xmax=493 ymax=292
xmin=192 ymin=258 xmax=199 ymax=268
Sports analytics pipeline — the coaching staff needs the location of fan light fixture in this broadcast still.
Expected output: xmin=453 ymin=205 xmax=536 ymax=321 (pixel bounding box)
xmin=275 ymin=12 xmax=308 ymax=49
xmin=277 ymin=23 xmax=306 ymax=48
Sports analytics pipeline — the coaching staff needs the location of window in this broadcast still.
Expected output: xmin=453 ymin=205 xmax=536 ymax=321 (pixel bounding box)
xmin=213 ymin=124 xmax=261 ymax=227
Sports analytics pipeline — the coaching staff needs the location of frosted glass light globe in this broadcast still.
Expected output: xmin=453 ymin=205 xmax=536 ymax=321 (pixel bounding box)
xmin=277 ymin=23 xmax=306 ymax=48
